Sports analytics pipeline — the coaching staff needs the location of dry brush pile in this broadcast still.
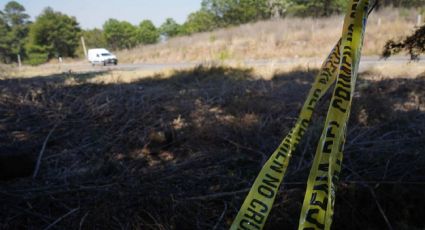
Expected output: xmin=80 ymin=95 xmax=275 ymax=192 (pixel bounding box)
xmin=0 ymin=66 xmax=424 ymax=229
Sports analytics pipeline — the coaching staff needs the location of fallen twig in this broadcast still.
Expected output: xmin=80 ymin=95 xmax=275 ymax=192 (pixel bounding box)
xmin=33 ymin=123 xmax=59 ymax=179
xmin=43 ymin=208 xmax=79 ymax=230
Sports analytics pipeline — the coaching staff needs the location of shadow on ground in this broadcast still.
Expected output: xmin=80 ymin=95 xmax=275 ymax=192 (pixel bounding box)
xmin=0 ymin=66 xmax=424 ymax=229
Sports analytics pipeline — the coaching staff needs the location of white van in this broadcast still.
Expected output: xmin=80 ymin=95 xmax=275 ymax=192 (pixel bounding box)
xmin=88 ymin=48 xmax=118 ymax=66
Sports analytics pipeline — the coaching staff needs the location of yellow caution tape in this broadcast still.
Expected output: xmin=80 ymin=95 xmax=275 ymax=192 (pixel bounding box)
xmin=231 ymin=0 xmax=370 ymax=229
xmin=298 ymin=0 xmax=369 ymax=229
xmin=230 ymin=41 xmax=342 ymax=229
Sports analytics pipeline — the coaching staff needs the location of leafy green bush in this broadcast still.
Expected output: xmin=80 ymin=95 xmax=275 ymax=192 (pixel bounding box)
xmin=103 ymin=19 xmax=138 ymax=50
xmin=182 ymin=10 xmax=217 ymax=34
xmin=137 ymin=20 xmax=159 ymax=44
xmin=159 ymin=18 xmax=182 ymax=38
xmin=25 ymin=52 xmax=48 ymax=65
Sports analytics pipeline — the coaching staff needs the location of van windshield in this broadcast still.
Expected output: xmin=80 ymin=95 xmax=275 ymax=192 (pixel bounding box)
xmin=101 ymin=53 xmax=112 ymax=56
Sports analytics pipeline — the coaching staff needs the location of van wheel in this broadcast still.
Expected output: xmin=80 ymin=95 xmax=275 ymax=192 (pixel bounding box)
xmin=114 ymin=61 xmax=118 ymax=65
xmin=103 ymin=61 xmax=106 ymax=66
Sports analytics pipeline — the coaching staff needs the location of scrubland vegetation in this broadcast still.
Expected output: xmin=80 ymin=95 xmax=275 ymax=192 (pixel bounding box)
xmin=117 ymin=8 xmax=422 ymax=63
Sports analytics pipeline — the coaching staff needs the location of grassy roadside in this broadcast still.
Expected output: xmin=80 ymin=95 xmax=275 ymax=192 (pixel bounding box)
xmin=4 ymin=59 xmax=424 ymax=84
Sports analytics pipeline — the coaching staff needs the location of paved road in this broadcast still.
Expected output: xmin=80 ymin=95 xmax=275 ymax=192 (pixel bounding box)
xmin=56 ymin=56 xmax=423 ymax=73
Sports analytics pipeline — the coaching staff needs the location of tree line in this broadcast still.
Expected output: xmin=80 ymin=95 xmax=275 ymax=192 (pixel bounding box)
xmin=0 ymin=2 xmax=83 ymax=65
xmin=0 ymin=0 xmax=423 ymax=65
xmin=0 ymin=1 xmax=162 ymax=65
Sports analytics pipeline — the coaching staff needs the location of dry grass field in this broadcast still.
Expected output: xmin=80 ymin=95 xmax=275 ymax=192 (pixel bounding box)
xmin=117 ymin=8 xmax=422 ymax=64
xmin=1 ymin=64 xmax=424 ymax=229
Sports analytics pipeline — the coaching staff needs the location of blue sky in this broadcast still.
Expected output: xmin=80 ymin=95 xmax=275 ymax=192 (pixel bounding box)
xmin=0 ymin=0 xmax=202 ymax=29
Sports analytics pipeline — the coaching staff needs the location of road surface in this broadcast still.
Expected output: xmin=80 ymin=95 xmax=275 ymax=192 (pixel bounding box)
xmin=41 ymin=56 xmax=425 ymax=74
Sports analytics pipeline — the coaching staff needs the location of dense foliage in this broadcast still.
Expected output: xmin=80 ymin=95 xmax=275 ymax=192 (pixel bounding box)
xmin=137 ymin=20 xmax=160 ymax=44
xmin=159 ymin=18 xmax=182 ymax=38
xmin=102 ymin=19 xmax=160 ymax=50
xmin=0 ymin=1 xmax=29 ymax=63
xmin=26 ymin=8 xmax=81 ymax=65
xmin=0 ymin=15 xmax=12 ymax=63
xmin=103 ymin=19 xmax=138 ymax=50
xmin=183 ymin=10 xmax=217 ymax=34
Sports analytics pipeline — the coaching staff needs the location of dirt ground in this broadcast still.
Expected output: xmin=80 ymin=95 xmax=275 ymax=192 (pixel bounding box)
xmin=0 ymin=66 xmax=424 ymax=229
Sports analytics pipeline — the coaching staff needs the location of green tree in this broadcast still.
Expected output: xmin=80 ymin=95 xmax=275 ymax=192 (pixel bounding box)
xmin=83 ymin=29 xmax=107 ymax=48
xmin=268 ymin=0 xmax=293 ymax=18
xmin=26 ymin=7 xmax=81 ymax=65
xmin=0 ymin=1 xmax=30 ymax=63
xmin=103 ymin=19 xmax=138 ymax=50
xmin=201 ymin=0 xmax=270 ymax=26
xmin=3 ymin=1 xmax=29 ymax=26
xmin=159 ymin=18 xmax=182 ymax=37
xmin=199 ymin=0 xmax=355 ymax=21
xmin=137 ymin=20 xmax=159 ymax=44
xmin=286 ymin=0 xmax=347 ymax=17
xmin=182 ymin=10 xmax=217 ymax=34
xmin=0 ymin=14 xmax=13 ymax=62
